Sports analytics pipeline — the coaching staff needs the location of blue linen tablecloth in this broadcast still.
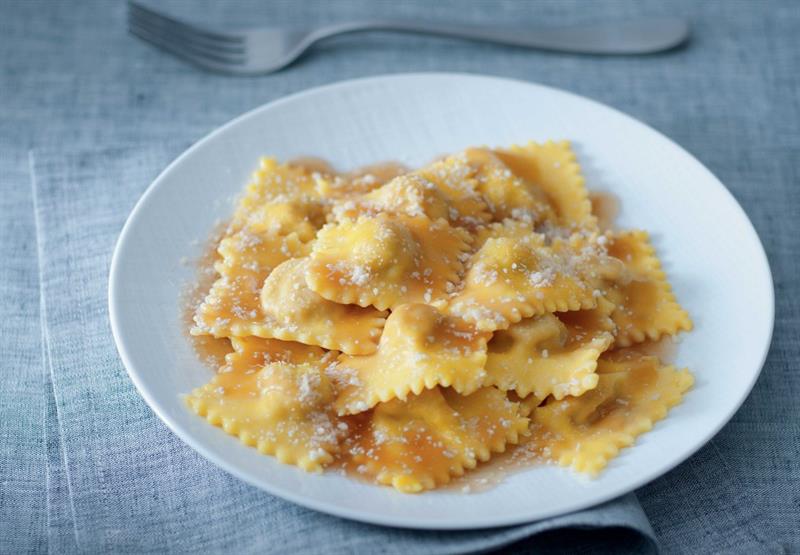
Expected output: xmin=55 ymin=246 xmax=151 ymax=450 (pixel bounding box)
xmin=1 ymin=1 xmax=798 ymax=553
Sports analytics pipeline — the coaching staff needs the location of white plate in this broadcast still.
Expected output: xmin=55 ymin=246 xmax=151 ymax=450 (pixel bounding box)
xmin=109 ymin=73 xmax=774 ymax=529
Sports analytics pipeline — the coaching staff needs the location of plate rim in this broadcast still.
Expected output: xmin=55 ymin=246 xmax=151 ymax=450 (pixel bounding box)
xmin=108 ymin=71 xmax=775 ymax=529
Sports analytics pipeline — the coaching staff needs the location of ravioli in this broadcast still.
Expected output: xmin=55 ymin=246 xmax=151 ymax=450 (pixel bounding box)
xmin=239 ymin=198 xmax=326 ymax=243
xmin=343 ymin=387 xmax=528 ymax=492
xmin=331 ymin=173 xmax=452 ymax=222
xmin=312 ymin=162 xmax=406 ymax=200
xmin=523 ymin=350 xmax=693 ymax=475
xmin=466 ymin=147 xmax=557 ymax=225
xmin=334 ymin=303 xmax=490 ymax=414
xmin=485 ymin=297 xmax=616 ymax=399
xmin=228 ymin=157 xmax=327 ymax=233
xmin=605 ymin=231 xmax=693 ymax=346
xmin=498 ymin=141 xmax=597 ymax=229
xmin=306 ymin=214 xmax=471 ymax=310
xmin=191 ymin=230 xmax=310 ymax=337
xmin=191 ymin=180 xmax=325 ymax=338
xmin=258 ymin=258 xmax=387 ymax=355
xmin=225 ymin=335 xmax=330 ymax=369
xmin=446 ymin=234 xmax=609 ymax=331
xmin=333 ymin=161 xmax=495 ymax=229
xmin=473 ymin=219 xmax=537 ymax=250
xmin=414 ymin=154 xmax=492 ymax=227
xmin=186 ymin=348 xmax=344 ymax=472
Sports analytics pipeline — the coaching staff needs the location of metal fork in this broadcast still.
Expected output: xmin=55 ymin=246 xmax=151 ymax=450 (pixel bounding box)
xmin=128 ymin=1 xmax=690 ymax=76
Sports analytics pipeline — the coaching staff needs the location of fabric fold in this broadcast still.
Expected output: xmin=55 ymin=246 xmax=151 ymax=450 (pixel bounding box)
xmin=44 ymin=360 xmax=79 ymax=554
xmin=0 ymin=151 xmax=47 ymax=554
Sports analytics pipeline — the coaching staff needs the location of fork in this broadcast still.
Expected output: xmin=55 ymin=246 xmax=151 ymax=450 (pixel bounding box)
xmin=128 ymin=1 xmax=690 ymax=76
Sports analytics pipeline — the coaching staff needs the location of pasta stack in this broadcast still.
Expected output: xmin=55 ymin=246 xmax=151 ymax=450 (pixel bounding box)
xmin=186 ymin=142 xmax=693 ymax=493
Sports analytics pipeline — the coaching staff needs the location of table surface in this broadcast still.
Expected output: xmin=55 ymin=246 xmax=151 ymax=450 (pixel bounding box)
xmin=1 ymin=0 xmax=798 ymax=553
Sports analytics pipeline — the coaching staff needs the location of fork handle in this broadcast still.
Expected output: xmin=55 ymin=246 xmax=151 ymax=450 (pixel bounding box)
xmin=309 ymin=18 xmax=689 ymax=55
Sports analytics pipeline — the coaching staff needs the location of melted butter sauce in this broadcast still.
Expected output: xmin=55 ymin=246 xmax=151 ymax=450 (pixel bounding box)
xmin=590 ymin=191 xmax=620 ymax=231
xmin=181 ymin=221 xmax=232 ymax=371
xmin=326 ymin=412 xmax=376 ymax=481
xmin=626 ymin=335 xmax=678 ymax=362
xmin=443 ymin=443 xmax=547 ymax=493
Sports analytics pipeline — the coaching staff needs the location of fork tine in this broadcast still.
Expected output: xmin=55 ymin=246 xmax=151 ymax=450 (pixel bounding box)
xmin=128 ymin=4 xmax=245 ymax=58
xmin=128 ymin=17 xmax=245 ymax=65
xmin=129 ymin=21 xmax=243 ymax=73
xmin=128 ymin=11 xmax=246 ymax=62
xmin=128 ymin=1 xmax=245 ymax=47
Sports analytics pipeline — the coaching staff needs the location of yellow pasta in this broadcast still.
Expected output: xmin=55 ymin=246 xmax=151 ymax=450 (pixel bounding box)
xmin=605 ymin=230 xmax=693 ymax=346
xmin=344 ymin=387 xmax=528 ymax=492
xmin=312 ymin=162 xmax=406 ymax=199
xmin=191 ymin=231 xmax=310 ymax=337
xmin=335 ymin=303 xmax=490 ymax=414
xmin=485 ymin=297 xmax=616 ymax=399
xmin=225 ymin=335 xmax=330 ymax=368
xmin=239 ymin=198 xmax=326 ymax=243
xmin=257 ymin=258 xmax=386 ymax=355
xmin=473 ymin=219 xmax=537 ymax=250
xmin=446 ymin=233 xmax=608 ymax=331
xmin=524 ymin=350 xmax=693 ymax=475
xmin=306 ymin=214 xmax=472 ymax=310
xmin=185 ymin=142 xmax=695 ymax=493
xmin=186 ymin=339 xmax=342 ymax=473
xmin=331 ymin=173 xmax=452 ymax=222
xmin=499 ymin=141 xmax=597 ymax=230
xmin=415 ymin=154 xmax=492 ymax=227
xmin=228 ymin=158 xmax=327 ymax=233
xmin=191 ymin=173 xmax=327 ymax=338
xmin=466 ymin=147 xmax=558 ymax=225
